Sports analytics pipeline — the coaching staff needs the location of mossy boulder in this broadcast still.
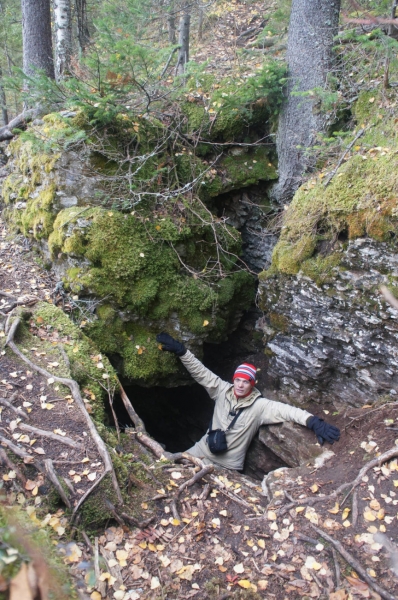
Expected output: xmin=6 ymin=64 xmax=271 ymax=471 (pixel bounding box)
xmin=0 ymin=64 xmax=285 ymax=385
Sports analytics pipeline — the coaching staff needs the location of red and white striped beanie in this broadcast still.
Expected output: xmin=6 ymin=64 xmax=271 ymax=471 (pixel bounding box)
xmin=233 ymin=363 xmax=257 ymax=384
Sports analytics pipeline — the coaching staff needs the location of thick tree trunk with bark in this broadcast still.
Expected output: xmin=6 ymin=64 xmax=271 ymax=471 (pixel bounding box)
xmin=54 ymin=0 xmax=72 ymax=79
xmin=21 ymin=0 xmax=55 ymax=79
xmin=176 ymin=11 xmax=190 ymax=75
xmin=270 ymin=0 xmax=341 ymax=204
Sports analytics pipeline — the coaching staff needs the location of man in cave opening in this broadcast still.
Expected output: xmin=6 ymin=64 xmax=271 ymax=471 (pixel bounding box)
xmin=156 ymin=333 xmax=340 ymax=471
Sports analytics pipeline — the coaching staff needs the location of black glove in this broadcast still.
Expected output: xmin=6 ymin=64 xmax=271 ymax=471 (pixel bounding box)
xmin=156 ymin=332 xmax=186 ymax=357
xmin=306 ymin=416 xmax=340 ymax=446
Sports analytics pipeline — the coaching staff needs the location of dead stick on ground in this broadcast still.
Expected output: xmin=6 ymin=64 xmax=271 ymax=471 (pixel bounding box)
xmin=310 ymin=524 xmax=396 ymax=600
xmin=19 ymin=423 xmax=85 ymax=449
xmin=43 ymin=459 xmax=71 ymax=509
xmin=6 ymin=317 xmax=123 ymax=505
xmin=0 ymin=448 xmax=26 ymax=484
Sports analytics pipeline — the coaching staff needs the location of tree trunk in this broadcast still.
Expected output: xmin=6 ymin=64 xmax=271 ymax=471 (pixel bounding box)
xmin=168 ymin=14 xmax=176 ymax=43
xmin=75 ymin=0 xmax=90 ymax=53
xmin=270 ymin=0 xmax=341 ymax=204
xmin=54 ymin=0 xmax=72 ymax=79
xmin=0 ymin=67 xmax=9 ymax=126
xmin=176 ymin=11 xmax=190 ymax=75
xmin=198 ymin=2 xmax=204 ymax=41
xmin=21 ymin=0 xmax=55 ymax=79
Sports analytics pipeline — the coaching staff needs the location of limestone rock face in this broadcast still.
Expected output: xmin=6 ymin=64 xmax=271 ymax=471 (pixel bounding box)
xmin=257 ymin=238 xmax=398 ymax=407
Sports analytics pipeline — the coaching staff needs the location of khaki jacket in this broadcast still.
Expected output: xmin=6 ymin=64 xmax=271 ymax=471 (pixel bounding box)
xmin=181 ymin=350 xmax=312 ymax=470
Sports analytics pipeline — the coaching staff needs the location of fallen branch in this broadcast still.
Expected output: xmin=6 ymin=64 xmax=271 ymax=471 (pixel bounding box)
xmin=43 ymin=459 xmax=71 ymax=509
xmin=19 ymin=423 xmax=84 ymax=449
xmin=6 ymin=317 xmax=123 ymax=505
xmin=310 ymin=524 xmax=396 ymax=600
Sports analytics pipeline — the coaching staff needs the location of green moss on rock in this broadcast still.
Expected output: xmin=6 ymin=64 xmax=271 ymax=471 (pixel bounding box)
xmin=32 ymin=302 xmax=118 ymax=422
xmin=263 ymin=106 xmax=398 ymax=279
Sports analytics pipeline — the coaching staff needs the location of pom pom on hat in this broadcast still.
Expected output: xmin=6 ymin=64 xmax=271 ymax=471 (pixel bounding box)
xmin=233 ymin=363 xmax=257 ymax=384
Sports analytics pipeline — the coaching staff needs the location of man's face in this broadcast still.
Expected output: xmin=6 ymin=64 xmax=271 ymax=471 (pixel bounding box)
xmin=233 ymin=377 xmax=253 ymax=397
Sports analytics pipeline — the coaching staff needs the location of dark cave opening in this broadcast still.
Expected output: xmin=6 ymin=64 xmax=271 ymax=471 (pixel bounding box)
xmin=113 ymin=381 xmax=214 ymax=453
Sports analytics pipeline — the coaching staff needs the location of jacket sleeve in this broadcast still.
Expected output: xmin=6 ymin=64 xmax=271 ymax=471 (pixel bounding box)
xmin=258 ymin=398 xmax=313 ymax=427
xmin=180 ymin=350 xmax=230 ymax=402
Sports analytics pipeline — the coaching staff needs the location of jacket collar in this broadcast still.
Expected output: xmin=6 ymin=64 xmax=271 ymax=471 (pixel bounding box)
xmin=227 ymin=386 xmax=262 ymax=408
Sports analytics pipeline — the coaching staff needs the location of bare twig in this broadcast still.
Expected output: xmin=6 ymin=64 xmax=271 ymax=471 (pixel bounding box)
xmin=310 ymin=524 xmax=396 ymax=600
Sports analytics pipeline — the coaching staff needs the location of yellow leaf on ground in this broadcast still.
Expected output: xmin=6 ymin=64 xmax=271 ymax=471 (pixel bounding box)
xmin=342 ymin=507 xmax=351 ymax=520
xmin=328 ymin=503 xmax=340 ymax=514
xmin=311 ymin=484 xmax=319 ymax=493
xmin=237 ymin=580 xmax=252 ymax=589
xmin=364 ymin=510 xmax=376 ymax=522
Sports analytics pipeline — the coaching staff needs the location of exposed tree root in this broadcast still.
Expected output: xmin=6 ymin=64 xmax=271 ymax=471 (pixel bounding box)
xmin=171 ymin=463 xmax=213 ymax=520
xmin=0 ymin=448 xmax=26 ymax=484
xmin=43 ymin=459 xmax=71 ymax=509
xmin=6 ymin=316 xmax=123 ymax=506
xmin=280 ymin=446 xmax=398 ymax=509
xmin=0 ymin=396 xmax=29 ymax=419
xmin=71 ymin=471 xmax=108 ymax=518
xmin=310 ymin=524 xmax=396 ymax=600
xmin=19 ymin=423 xmax=85 ymax=449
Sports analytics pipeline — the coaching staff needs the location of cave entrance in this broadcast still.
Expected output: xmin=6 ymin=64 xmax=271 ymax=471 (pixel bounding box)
xmin=111 ymin=381 xmax=290 ymax=481
xmin=114 ymin=382 xmax=214 ymax=454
